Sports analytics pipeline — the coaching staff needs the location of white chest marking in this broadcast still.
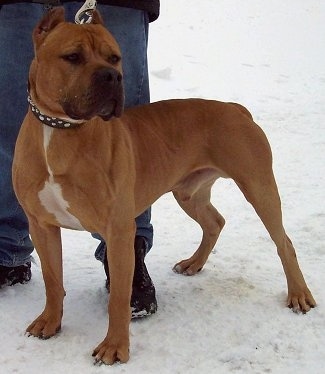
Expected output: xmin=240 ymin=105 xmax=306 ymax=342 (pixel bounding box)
xmin=38 ymin=126 xmax=84 ymax=230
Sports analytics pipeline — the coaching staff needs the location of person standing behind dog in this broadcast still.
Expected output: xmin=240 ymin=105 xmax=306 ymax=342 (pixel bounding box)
xmin=0 ymin=0 xmax=159 ymax=317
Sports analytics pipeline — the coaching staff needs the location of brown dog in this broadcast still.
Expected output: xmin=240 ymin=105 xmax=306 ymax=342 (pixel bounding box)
xmin=13 ymin=8 xmax=316 ymax=364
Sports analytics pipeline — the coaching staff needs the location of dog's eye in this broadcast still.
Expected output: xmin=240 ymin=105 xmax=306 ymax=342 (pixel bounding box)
xmin=109 ymin=54 xmax=121 ymax=65
xmin=61 ymin=53 xmax=82 ymax=64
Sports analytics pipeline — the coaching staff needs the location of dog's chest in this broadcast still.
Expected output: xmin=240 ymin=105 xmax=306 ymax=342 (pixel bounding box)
xmin=38 ymin=126 xmax=84 ymax=230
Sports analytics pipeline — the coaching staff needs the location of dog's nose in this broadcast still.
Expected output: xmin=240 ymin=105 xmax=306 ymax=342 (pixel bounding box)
xmin=92 ymin=67 xmax=122 ymax=86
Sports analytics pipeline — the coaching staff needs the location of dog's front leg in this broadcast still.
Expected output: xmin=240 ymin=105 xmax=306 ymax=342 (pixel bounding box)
xmin=93 ymin=219 xmax=135 ymax=365
xmin=26 ymin=219 xmax=65 ymax=339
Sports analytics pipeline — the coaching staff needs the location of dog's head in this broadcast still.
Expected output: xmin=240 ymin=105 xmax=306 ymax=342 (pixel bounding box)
xmin=29 ymin=7 xmax=124 ymax=122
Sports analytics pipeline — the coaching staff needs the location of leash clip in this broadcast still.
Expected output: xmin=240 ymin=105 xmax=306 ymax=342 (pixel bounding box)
xmin=75 ymin=0 xmax=97 ymax=24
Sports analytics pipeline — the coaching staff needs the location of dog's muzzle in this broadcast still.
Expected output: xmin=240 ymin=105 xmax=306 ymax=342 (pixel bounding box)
xmin=61 ymin=67 xmax=125 ymax=121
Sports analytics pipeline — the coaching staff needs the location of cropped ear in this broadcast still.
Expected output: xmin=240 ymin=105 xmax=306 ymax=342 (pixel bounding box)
xmin=33 ymin=7 xmax=65 ymax=48
xmin=91 ymin=10 xmax=105 ymax=26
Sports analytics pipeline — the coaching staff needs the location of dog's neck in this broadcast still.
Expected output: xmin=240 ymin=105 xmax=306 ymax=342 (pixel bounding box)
xmin=27 ymin=95 xmax=83 ymax=129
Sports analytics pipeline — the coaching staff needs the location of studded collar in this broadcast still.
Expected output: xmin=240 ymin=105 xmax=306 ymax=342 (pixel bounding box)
xmin=28 ymin=96 xmax=83 ymax=129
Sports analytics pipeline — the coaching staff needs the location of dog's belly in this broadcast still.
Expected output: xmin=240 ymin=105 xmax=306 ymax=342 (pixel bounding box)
xmin=38 ymin=177 xmax=84 ymax=230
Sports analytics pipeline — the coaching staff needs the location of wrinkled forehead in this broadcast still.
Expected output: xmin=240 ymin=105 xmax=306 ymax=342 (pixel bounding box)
xmin=39 ymin=22 xmax=121 ymax=57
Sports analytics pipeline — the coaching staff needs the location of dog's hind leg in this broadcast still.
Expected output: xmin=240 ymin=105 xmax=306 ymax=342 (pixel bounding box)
xmin=235 ymin=173 xmax=316 ymax=312
xmin=172 ymin=180 xmax=225 ymax=275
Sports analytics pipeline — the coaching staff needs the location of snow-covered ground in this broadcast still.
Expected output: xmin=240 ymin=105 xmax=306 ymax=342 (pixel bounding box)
xmin=1 ymin=1 xmax=324 ymax=373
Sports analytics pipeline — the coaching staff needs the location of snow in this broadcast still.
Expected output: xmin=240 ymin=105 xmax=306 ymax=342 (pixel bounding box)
xmin=1 ymin=0 xmax=325 ymax=372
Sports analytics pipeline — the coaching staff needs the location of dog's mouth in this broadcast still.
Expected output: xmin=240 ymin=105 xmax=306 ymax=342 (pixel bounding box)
xmin=63 ymin=99 xmax=120 ymax=121
xmin=97 ymin=100 xmax=120 ymax=121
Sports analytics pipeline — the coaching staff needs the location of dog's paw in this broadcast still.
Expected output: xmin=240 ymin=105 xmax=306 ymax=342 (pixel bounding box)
xmin=26 ymin=314 xmax=62 ymax=339
xmin=173 ymin=259 xmax=203 ymax=276
xmin=287 ymin=289 xmax=316 ymax=314
xmin=92 ymin=338 xmax=129 ymax=365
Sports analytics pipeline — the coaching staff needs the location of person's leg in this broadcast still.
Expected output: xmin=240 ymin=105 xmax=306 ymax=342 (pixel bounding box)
xmin=99 ymin=5 xmax=154 ymax=250
xmin=76 ymin=4 xmax=156 ymax=316
xmin=64 ymin=3 xmax=154 ymax=253
xmin=0 ymin=4 xmax=44 ymax=286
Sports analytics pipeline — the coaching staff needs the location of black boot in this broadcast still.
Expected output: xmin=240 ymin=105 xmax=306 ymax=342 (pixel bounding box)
xmin=0 ymin=262 xmax=32 ymax=288
xmin=103 ymin=236 xmax=157 ymax=319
